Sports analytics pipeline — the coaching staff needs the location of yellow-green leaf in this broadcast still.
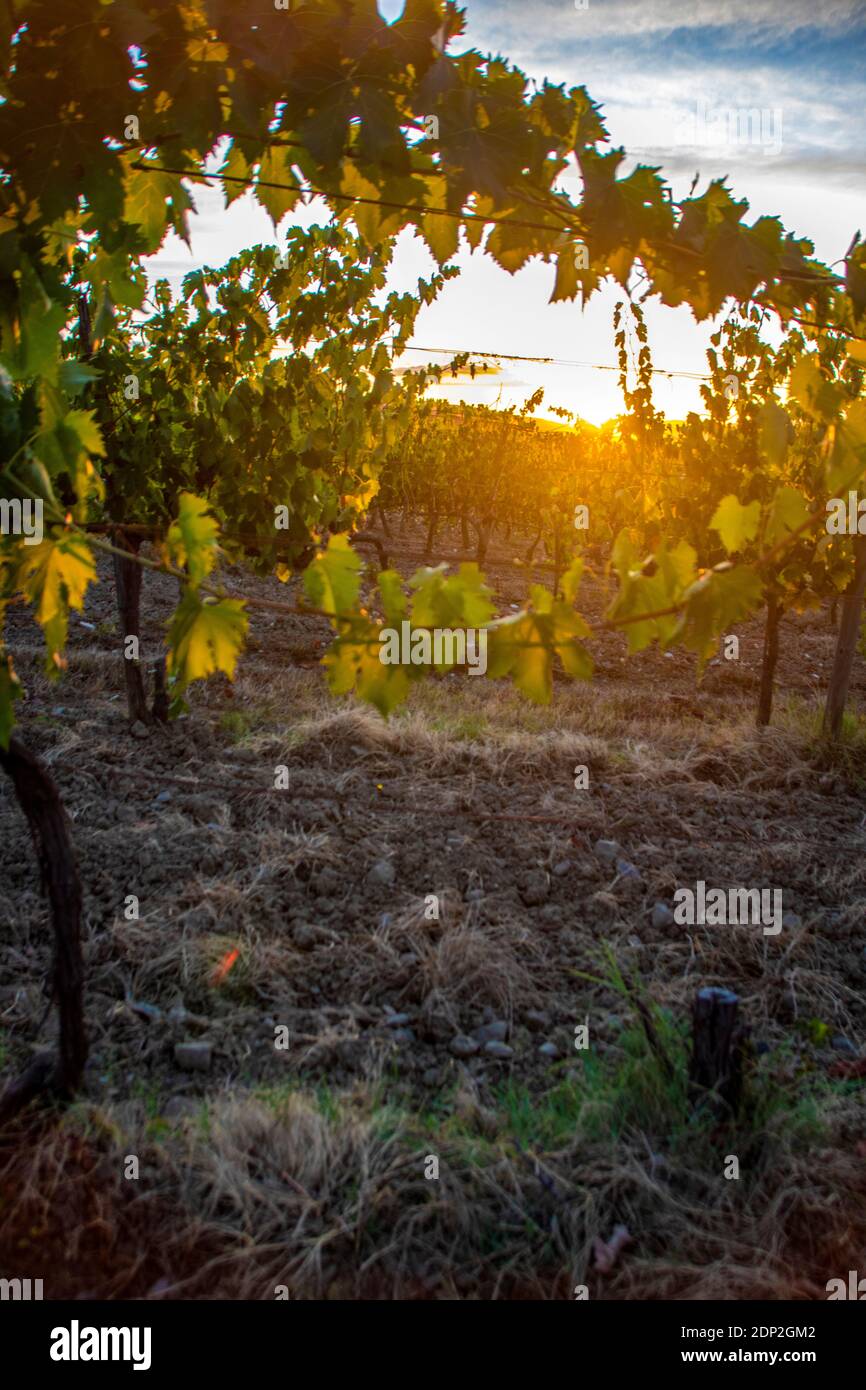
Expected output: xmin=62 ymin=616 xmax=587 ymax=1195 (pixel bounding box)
xmin=167 ymin=493 xmax=219 ymax=585
xmin=303 ymin=532 xmax=362 ymax=620
xmin=166 ymin=591 xmax=248 ymax=691
xmin=710 ymin=494 xmax=761 ymax=554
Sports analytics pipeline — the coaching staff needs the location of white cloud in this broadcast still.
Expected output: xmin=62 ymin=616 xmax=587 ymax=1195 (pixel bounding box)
xmin=461 ymin=0 xmax=865 ymax=48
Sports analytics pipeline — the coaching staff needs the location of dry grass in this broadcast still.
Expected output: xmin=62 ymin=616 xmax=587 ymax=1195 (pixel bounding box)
xmin=2 ymin=570 xmax=866 ymax=1299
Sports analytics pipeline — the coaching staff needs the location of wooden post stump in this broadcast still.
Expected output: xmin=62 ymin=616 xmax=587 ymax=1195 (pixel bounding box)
xmin=689 ymin=987 xmax=747 ymax=1116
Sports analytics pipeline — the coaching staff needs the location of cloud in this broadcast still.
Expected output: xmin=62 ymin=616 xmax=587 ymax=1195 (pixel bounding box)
xmin=451 ymin=0 xmax=865 ymax=199
xmin=461 ymin=0 xmax=866 ymax=48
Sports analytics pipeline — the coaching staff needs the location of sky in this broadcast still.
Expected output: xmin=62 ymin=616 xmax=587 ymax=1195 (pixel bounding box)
xmin=147 ymin=0 xmax=866 ymax=424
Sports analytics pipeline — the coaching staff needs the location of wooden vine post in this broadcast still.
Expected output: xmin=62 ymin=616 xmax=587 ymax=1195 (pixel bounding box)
xmin=688 ymin=987 xmax=747 ymax=1117
xmin=823 ymin=533 xmax=866 ymax=738
xmin=756 ymin=594 xmax=782 ymax=727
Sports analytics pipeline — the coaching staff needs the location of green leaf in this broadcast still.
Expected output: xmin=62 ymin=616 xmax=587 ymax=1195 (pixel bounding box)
xmin=757 ymin=400 xmax=790 ymax=466
xmin=2 ymin=261 xmax=66 ymax=383
xmin=677 ymin=565 xmax=762 ymax=667
xmin=764 ymin=485 xmax=809 ymax=547
xmin=788 ymin=354 xmax=842 ymax=422
xmin=254 ymin=147 xmax=302 ymax=228
xmin=320 ymin=611 xmax=412 ymax=717
xmin=123 ymin=166 xmax=193 ymax=254
xmin=167 ymin=493 xmax=220 ymax=585
xmin=378 ymin=569 xmax=408 ymax=625
xmin=826 ymin=399 xmax=866 ymax=494
xmin=409 ymin=562 xmax=495 ymax=629
xmin=303 ymin=532 xmax=362 ymax=619
xmin=550 ymin=241 xmax=596 ymax=303
xmin=561 ymin=554 xmax=584 ymax=603
xmin=17 ymin=533 xmax=97 ymax=669
xmin=166 ymin=591 xmax=248 ymax=692
xmin=417 ymin=175 xmax=460 ymax=265
xmin=710 ymin=494 xmax=761 ymax=554
xmin=58 ymin=360 xmax=100 ymax=397
xmin=487 ymin=611 xmax=554 ymax=703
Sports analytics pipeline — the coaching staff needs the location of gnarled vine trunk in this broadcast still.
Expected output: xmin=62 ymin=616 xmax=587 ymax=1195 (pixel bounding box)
xmin=0 ymin=736 xmax=86 ymax=1123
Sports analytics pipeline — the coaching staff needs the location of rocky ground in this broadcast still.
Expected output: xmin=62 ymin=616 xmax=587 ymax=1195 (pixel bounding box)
xmin=1 ymin=518 xmax=865 ymax=1299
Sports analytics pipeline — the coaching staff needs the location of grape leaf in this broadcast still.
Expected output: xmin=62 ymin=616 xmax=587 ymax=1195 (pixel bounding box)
xmin=710 ymin=494 xmax=761 ymax=554
xmin=166 ymin=591 xmax=248 ymax=691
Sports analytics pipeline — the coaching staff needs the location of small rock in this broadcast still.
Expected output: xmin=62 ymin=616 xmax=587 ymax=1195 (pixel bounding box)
xmin=390 ymin=1028 xmax=415 ymax=1045
xmin=174 ymin=1041 xmax=211 ymax=1073
xmin=525 ymin=1009 xmax=551 ymax=1032
xmin=831 ymin=1035 xmax=858 ymax=1055
xmin=538 ymin=1042 xmax=559 ymax=1058
xmin=154 ymin=790 xmax=173 ymax=805
xmin=130 ymin=720 xmax=150 ymax=740
xmin=292 ymin=924 xmax=317 ymax=950
xmin=594 ymin=839 xmax=620 ymax=864
xmin=483 ymin=1040 xmax=514 ymax=1060
xmin=385 ymin=1012 xmax=411 ymax=1027
xmin=616 ymin=858 xmax=641 ymax=881
xmin=449 ymin=1034 xmax=480 ymax=1058
xmin=473 ymin=1020 xmax=508 ymax=1044
xmin=552 ymin=859 xmax=573 ymax=877
xmin=162 ymin=1096 xmax=199 ymax=1120
xmin=519 ymin=869 xmax=549 ymax=906
xmin=652 ymin=902 xmax=674 ymax=929
xmin=314 ymin=867 xmax=340 ymax=896
xmin=79 ymin=620 xmax=96 ymax=632
xmin=368 ymin=859 xmax=396 ymax=887
xmin=540 ymin=904 xmax=563 ymax=926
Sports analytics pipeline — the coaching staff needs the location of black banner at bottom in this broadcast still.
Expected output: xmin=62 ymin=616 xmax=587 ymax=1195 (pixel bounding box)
xmin=1 ymin=1297 xmax=860 ymax=1376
